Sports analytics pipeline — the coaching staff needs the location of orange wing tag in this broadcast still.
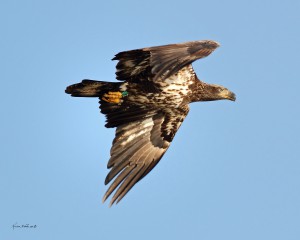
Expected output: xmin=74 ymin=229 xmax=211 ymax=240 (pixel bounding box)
xmin=102 ymin=91 xmax=123 ymax=103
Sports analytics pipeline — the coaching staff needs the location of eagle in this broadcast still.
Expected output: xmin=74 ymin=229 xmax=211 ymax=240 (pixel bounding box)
xmin=65 ymin=40 xmax=236 ymax=206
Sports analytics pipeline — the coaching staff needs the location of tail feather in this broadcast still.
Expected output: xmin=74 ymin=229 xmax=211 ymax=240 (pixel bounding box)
xmin=66 ymin=79 xmax=130 ymax=128
xmin=65 ymin=79 xmax=119 ymax=97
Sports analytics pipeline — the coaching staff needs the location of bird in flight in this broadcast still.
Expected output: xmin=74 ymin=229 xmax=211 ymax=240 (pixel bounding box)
xmin=65 ymin=40 xmax=236 ymax=206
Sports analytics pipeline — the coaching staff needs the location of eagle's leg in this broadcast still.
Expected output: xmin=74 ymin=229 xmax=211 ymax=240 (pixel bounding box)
xmin=102 ymin=91 xmax=123 ymax=104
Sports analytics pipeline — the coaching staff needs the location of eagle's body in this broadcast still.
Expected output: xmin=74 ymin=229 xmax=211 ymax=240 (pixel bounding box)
xmin=119 ymin=66 xmax=194 ymax=108
xmin=66 ymin=40 xmax=235 ymax=206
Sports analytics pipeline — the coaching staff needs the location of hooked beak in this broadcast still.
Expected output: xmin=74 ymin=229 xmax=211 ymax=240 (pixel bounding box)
xmin=227 ymin=91 xmax=236 ymax=101
xmin=218 ymin=88 xmax=236 ymax=101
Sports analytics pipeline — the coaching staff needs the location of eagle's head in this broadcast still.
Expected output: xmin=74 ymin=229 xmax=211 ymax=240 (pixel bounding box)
xmin=196 ymin=83 xmax=236 ymax=102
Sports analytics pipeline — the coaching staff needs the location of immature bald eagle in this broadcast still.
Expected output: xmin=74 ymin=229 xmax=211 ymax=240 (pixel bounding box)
xmin=65 ymin=40 xmax=235 ymax=206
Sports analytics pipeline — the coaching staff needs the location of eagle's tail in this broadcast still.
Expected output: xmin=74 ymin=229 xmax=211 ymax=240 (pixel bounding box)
xmin=65 ymin=79 xmax=120 ymax=97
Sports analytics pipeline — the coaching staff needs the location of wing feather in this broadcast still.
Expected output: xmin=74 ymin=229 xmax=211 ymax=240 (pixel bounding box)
xmin=113 ymin=40 xmax=219 ymax=82
xmin=102 ymin=106 xmax=190 ymax=205
xmin=114 ymin=164 xmax=149 ymax=204
xmin=109 ymin=165 xmax=144 ymax=205
xmin=107 ymin=137 xmax=150 ymax=173
xmin=103 ymin=166 xmax=135 ymax=202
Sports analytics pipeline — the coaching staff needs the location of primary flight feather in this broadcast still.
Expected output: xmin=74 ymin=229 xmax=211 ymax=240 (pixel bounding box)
xmin=65 ymin=40 xmax=236 ymax=206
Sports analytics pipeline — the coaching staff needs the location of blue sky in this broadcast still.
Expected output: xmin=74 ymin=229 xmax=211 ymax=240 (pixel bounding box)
xmin=1 ymin=0 xmax=300 ymax=239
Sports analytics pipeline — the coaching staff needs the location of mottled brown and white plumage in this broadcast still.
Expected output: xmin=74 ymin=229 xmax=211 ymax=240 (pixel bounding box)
xmin=65 ymin=40 xmax=236 ymax=206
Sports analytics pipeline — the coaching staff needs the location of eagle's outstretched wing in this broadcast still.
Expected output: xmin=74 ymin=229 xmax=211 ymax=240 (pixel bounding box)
xmin=102 ymin=105 xmax=189 ymax=206
xmin=113 ymin=40 xmax=219 ymax=82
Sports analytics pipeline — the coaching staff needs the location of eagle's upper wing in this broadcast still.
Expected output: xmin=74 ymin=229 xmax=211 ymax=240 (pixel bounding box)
xmin=113 ymin=40 xmax=219 ymax=82
xmin=102 ymin=105 xmax=189 ymax=206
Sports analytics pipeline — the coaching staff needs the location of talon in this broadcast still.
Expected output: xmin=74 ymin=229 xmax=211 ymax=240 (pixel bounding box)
xmin=102 ymin=91 xmax=123 ymax=103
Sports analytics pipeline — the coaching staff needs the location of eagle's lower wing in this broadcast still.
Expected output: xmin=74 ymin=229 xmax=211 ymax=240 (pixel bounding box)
xmin=102 ymin=105 xmax=189 ymax=206
xmin=113 ymin=40 xmax=219 ymax=82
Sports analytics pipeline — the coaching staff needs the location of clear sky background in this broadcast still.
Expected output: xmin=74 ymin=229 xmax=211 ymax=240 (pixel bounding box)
xmin=1 ymin=0 xmax=300 ymax=239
